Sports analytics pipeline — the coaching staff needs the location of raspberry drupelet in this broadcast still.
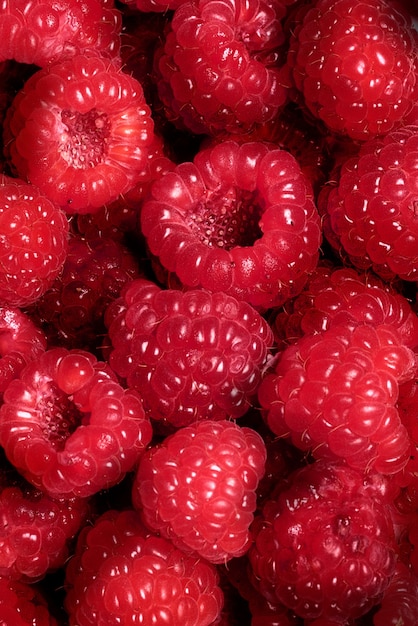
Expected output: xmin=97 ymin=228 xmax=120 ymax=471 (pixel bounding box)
xmin=105 ymin=277 xmax=274 ymax=428
xmin=0 ymin=576 xmax=58 ymax=626
xmin=4 ymin=53 xmax=155 ymax=214
xmin=140 ymin=139 xmax=322 ymax=310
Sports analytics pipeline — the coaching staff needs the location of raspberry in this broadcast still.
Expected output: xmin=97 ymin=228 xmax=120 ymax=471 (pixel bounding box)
xmin=27 ymin=233 xmax=142 ymax=352
xmin=5 ymin=53 xmax=155 ymax=214
xmin=64 ymin=508 xmax=223 ymax=626
xmin=0 ymin=306 xmax=46 ymax=397
xmin=120 ymin=0 xmax=185 ymax=14
xmin=372 ymin=562 xmax=418 ymax=625
xmin=105 ymin=278 xmax=274 ymax=428
xmin=258 ymin=322 xmax=416 ymax=475
xmin=132 ymin=420 xmax=266 ymax=563
xmin=153 ymin=0 xmax=290 ymax=135
xmin=0 ymin=576 xmax=57 ymax=625
xmin=0 ymin=347 xmax=153 ymax=498
xmin=248 ymin=461 xmax=397 ymax=621
xmin=319 ymin=125 xmax=418 ymax=282
xmin=140 ymin=140 xmax=321 ymax=310
xmin=0 ymin=176 xmax=69 ymax=307
xmin=287 ymin=0 xmax=418 ymax=141
xmin=0 ymin=0 xmax=122 ymax=66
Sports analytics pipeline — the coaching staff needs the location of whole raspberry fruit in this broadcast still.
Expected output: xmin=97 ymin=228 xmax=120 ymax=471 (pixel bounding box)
xmin=0 ymin=0 xmax=121 ymax=67
xmin=258 ymin=322 xmax=416 ymax=475
xmin=64 ymin=508 xmax=223 ymax=626
xmin=0 ymin=347 xmax=153 ymax=498
xmin=154 ymin=0 xmax=290 ymax=135
xmin=0 ymin=176 xmax=68 ymax=307
xmin=319 ymin=125 xmax=418 ymax=282
xmin=287 ymin=0 xmax=418 ymax=141
xmin=0 ymin=576 xmax=57 ymax=625
xmin=248 ymin=461 xmax=397 ymax=622
xmin=132 ymin=420 xmax=266 ymax=563
xmin=5 ymin=54 xmax=155 ymax=214
xmin=140 ymin=140 xmax=321 ymax=310
xmin=105 ymin=278 xmax=274 ymax=428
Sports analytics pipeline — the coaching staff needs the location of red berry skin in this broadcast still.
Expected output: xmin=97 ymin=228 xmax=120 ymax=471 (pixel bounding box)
xmin=105 ymin=278 xmax=274 ymax=428
xmin=132 ymin=420 xmax=266 ymax=563
xmin=319 ymin=125 xmax=418 ymax=282
xmin=64 ymin=508 xmax=224 ymax=626
xmin=0 ymin=176 xmax=69 ymax=307
xmin=258 ymin=322 xmax=416 ymax=475
xmin=0 ymin=0 xmax=121 ymax=67
xmin=0 ymin=347 xmax=153 ymax=499
xmin=0 ymin=576 xmax=58 ymax=626
xmin=287 ymin=0 xmax=418 ymax=141
xmin=140 ymin=140 xmax=321 ymax=311
xmin=5 ymin=54 xmax=155 ymax=214
xmin=372 ymin=562 xmax=418 ymax=625
xmin=248 ymin=461 xmax=397 ymax=622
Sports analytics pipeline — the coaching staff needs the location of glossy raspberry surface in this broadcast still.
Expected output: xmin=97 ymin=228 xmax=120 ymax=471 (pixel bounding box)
xmin=0 ymin=576 xmax=58 ymax=625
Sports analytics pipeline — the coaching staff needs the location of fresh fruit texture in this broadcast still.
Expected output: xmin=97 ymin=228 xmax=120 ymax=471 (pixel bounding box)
xmin=0 ymin=458 xmax=89 ymax=582
xmin=319 ymin=124 xmax=418 ymax=282
xmin=132 ymin=419 xmax=266 ymax=563
xmin=372 ymin=561 xmax=418 ymax=625
xmin=0 ymin=576 xmax=57 ymax=625
xmin=248 ymin=461 xmax=398 ymax=622
xmin=4 ymin=53 xmax=155 ymax=213
xmin=140 ymin=139 xmax=321 ymax=310
xmin=0 ymin=347 xmax=152 ymax=498
xmin=0 ymin=175 xmax=69 ymax=307
xmin=0 ymin=305 xmax=46 ymax=396
xmin=27 ymin=233 xmax=142 ymax=352
xmin=287 ymin=0 xmax=418 ymax=141
xmin=271 ymin=262 xmax=418 ymax=349
xmin=105 ymin=277 xmax=274 ymax=427
xmin=0 ymin=0 xmax=122 ymax=66
xmin=120 ymin=0 xmax=185 ymax=15
xmin=64 ymin=508 xmax=224 ymax=626
xmin=258 ymin=321 xmax=416 ymax=475
xmin=153 ymin=0 xmax=290 ymax=135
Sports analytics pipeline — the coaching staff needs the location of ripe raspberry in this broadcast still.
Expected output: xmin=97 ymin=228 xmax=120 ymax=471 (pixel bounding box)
xmin=258 ymin=322 xmax=416 ymax=475
xmin=0 ymin=0 xmax=122 ymax=67
xmin=140 ymin=140 xmax=321 ymax=310
xmin=27 ymin=233 xmax=142 ymax=352
xmin=248 ymin=461 xmax=397 ymax=621
xmin=64 ymin=508 xmax=223 ymax=626
xmin=373 ymin=562 xmax=418 ymax=625
xmin=271 ymin=261 xmax=418 ymax=350
xmin=319 ymin=125 xmax=418 ymax=282
xmin=105 ymin=278 xmax=274 ymax=428
xmin=0 ymin=458 xmax=89 ymax=582
xmin=120 ymin=0 xmax=185 ymax=14
xmin=153 ymin=0 xmax=290 ymax=135
xmin=0 ymin=176 xmax=69 ymax=307
xmin=0 ymin=306 xmax=46 ymax=398
xmin=5 ymin=53 xmax=155 ymax=214
xmin=0 ymin=576 xmax=57 ymax=625
xmin=132 ymin=420 xmax=266 ymax=563
xmin=0 ymin=347 xmax=153 ymax=498
xmin=287 ymin=0 xmax=418 ymax=141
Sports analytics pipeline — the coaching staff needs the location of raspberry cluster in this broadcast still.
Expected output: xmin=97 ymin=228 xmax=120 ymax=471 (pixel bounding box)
xmin=0 ymin=1 xmax=418 ymax=625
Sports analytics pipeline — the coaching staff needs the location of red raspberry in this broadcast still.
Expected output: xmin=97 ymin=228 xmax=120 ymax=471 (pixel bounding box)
xmin=248 ymin=461 xmax=397 ymax=622
xmin=319 ymin=125 xmax=418 ymax=282
xmin=64 ymin=508 xmax=224 ymax=626
xmin=0 ymin=176 xmax=68 ymax=307
xmin=0 ymin=0 xmax=121 ymax=66
xmin=5 ymin=54 xmax=155 ymax=214
xmin=0 ymin=306 xmax=46 ymax=398
xmin=373 ymin=562 xmax=418 ymax=625
xmin=120 ymin=0 xmax=185 ymax=14
xmin=27 ymin=233 xmax=142 ymax=352
xmin=271 ymin=261 xmax=418 ymax=350
xmin=105 ymin=278 xmax=274 ymax=428
xmin=154 ymin=0 xmax=290 ymax=135
xmin=258 ymin=322 xmax=416 ymax=475
xmin=0 ymin=576 xmax=57 ymax=625
xmin=0 ymin=461 xmax=89 ymax=582
xmin=0 ymin=347 xmax=153 ymax=498
xmin=287 ymin=0 xmax=418 ymax=141
xmin=140 ymin=140 xmax=321 ymax=310
xmin=132 ymin=420 xmax=266 ymax=563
